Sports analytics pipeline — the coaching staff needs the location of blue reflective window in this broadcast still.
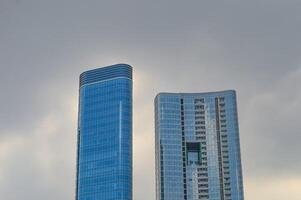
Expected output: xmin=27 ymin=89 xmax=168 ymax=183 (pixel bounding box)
xmin=76 ymin=64 xmax=132 ymax=200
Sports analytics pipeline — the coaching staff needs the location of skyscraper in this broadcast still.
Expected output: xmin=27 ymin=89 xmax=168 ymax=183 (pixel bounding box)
xmin=76 ymin=64 xmax=132 ymax=200
xmin=155 ymin=91 xmax=244 ymax=200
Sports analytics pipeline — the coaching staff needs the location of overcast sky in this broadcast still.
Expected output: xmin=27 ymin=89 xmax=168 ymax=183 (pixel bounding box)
xmin=0 ymin=0 xmax=301 ymax=199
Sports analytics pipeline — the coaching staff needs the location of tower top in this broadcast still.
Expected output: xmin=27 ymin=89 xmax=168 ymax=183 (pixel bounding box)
xmin=79 ymin=64 xmax=132 ymax=87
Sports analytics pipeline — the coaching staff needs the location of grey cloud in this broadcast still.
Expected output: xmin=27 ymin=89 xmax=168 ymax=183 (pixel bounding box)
xmin=241 ymin=68 xmax=301 ymax=176
xmin=0 ymin=96 xmax=76 ymax=200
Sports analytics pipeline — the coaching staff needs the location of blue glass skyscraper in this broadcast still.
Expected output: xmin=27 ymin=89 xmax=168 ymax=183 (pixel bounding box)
xmin=76 ymin=64 xmax=132 ymax=200
xmin=155 ymin=91 xmax=244 ymax=200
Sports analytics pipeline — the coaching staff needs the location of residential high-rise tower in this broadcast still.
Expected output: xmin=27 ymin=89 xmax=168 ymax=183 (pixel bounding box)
xmin=155 ymin=91 xmax=244 ymax=200
xmin=76 ymin=64 xmax=132 ymax=200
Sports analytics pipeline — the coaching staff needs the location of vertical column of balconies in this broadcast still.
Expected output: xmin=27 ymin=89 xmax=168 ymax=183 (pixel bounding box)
xmin=194 ymin=98 xmax=209 ymax=200
xmin=155 ymin=98 xmax=164 ymax=200
xmin=215 ymin=97 xmax=232 ymax=200
xmin=180 ymin=99 xmax=188 ymax=200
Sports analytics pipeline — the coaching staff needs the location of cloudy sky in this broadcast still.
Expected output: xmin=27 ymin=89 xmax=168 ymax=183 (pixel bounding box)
xmin=0 ymin=0 xmax=301 ymax=199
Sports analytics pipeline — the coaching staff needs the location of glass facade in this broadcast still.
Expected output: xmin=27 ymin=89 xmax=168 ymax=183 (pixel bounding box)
xmin=155 ymin=91 xmax=244 ymax=200
xmin=76 ymin=64 xmax=132 ymax=200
